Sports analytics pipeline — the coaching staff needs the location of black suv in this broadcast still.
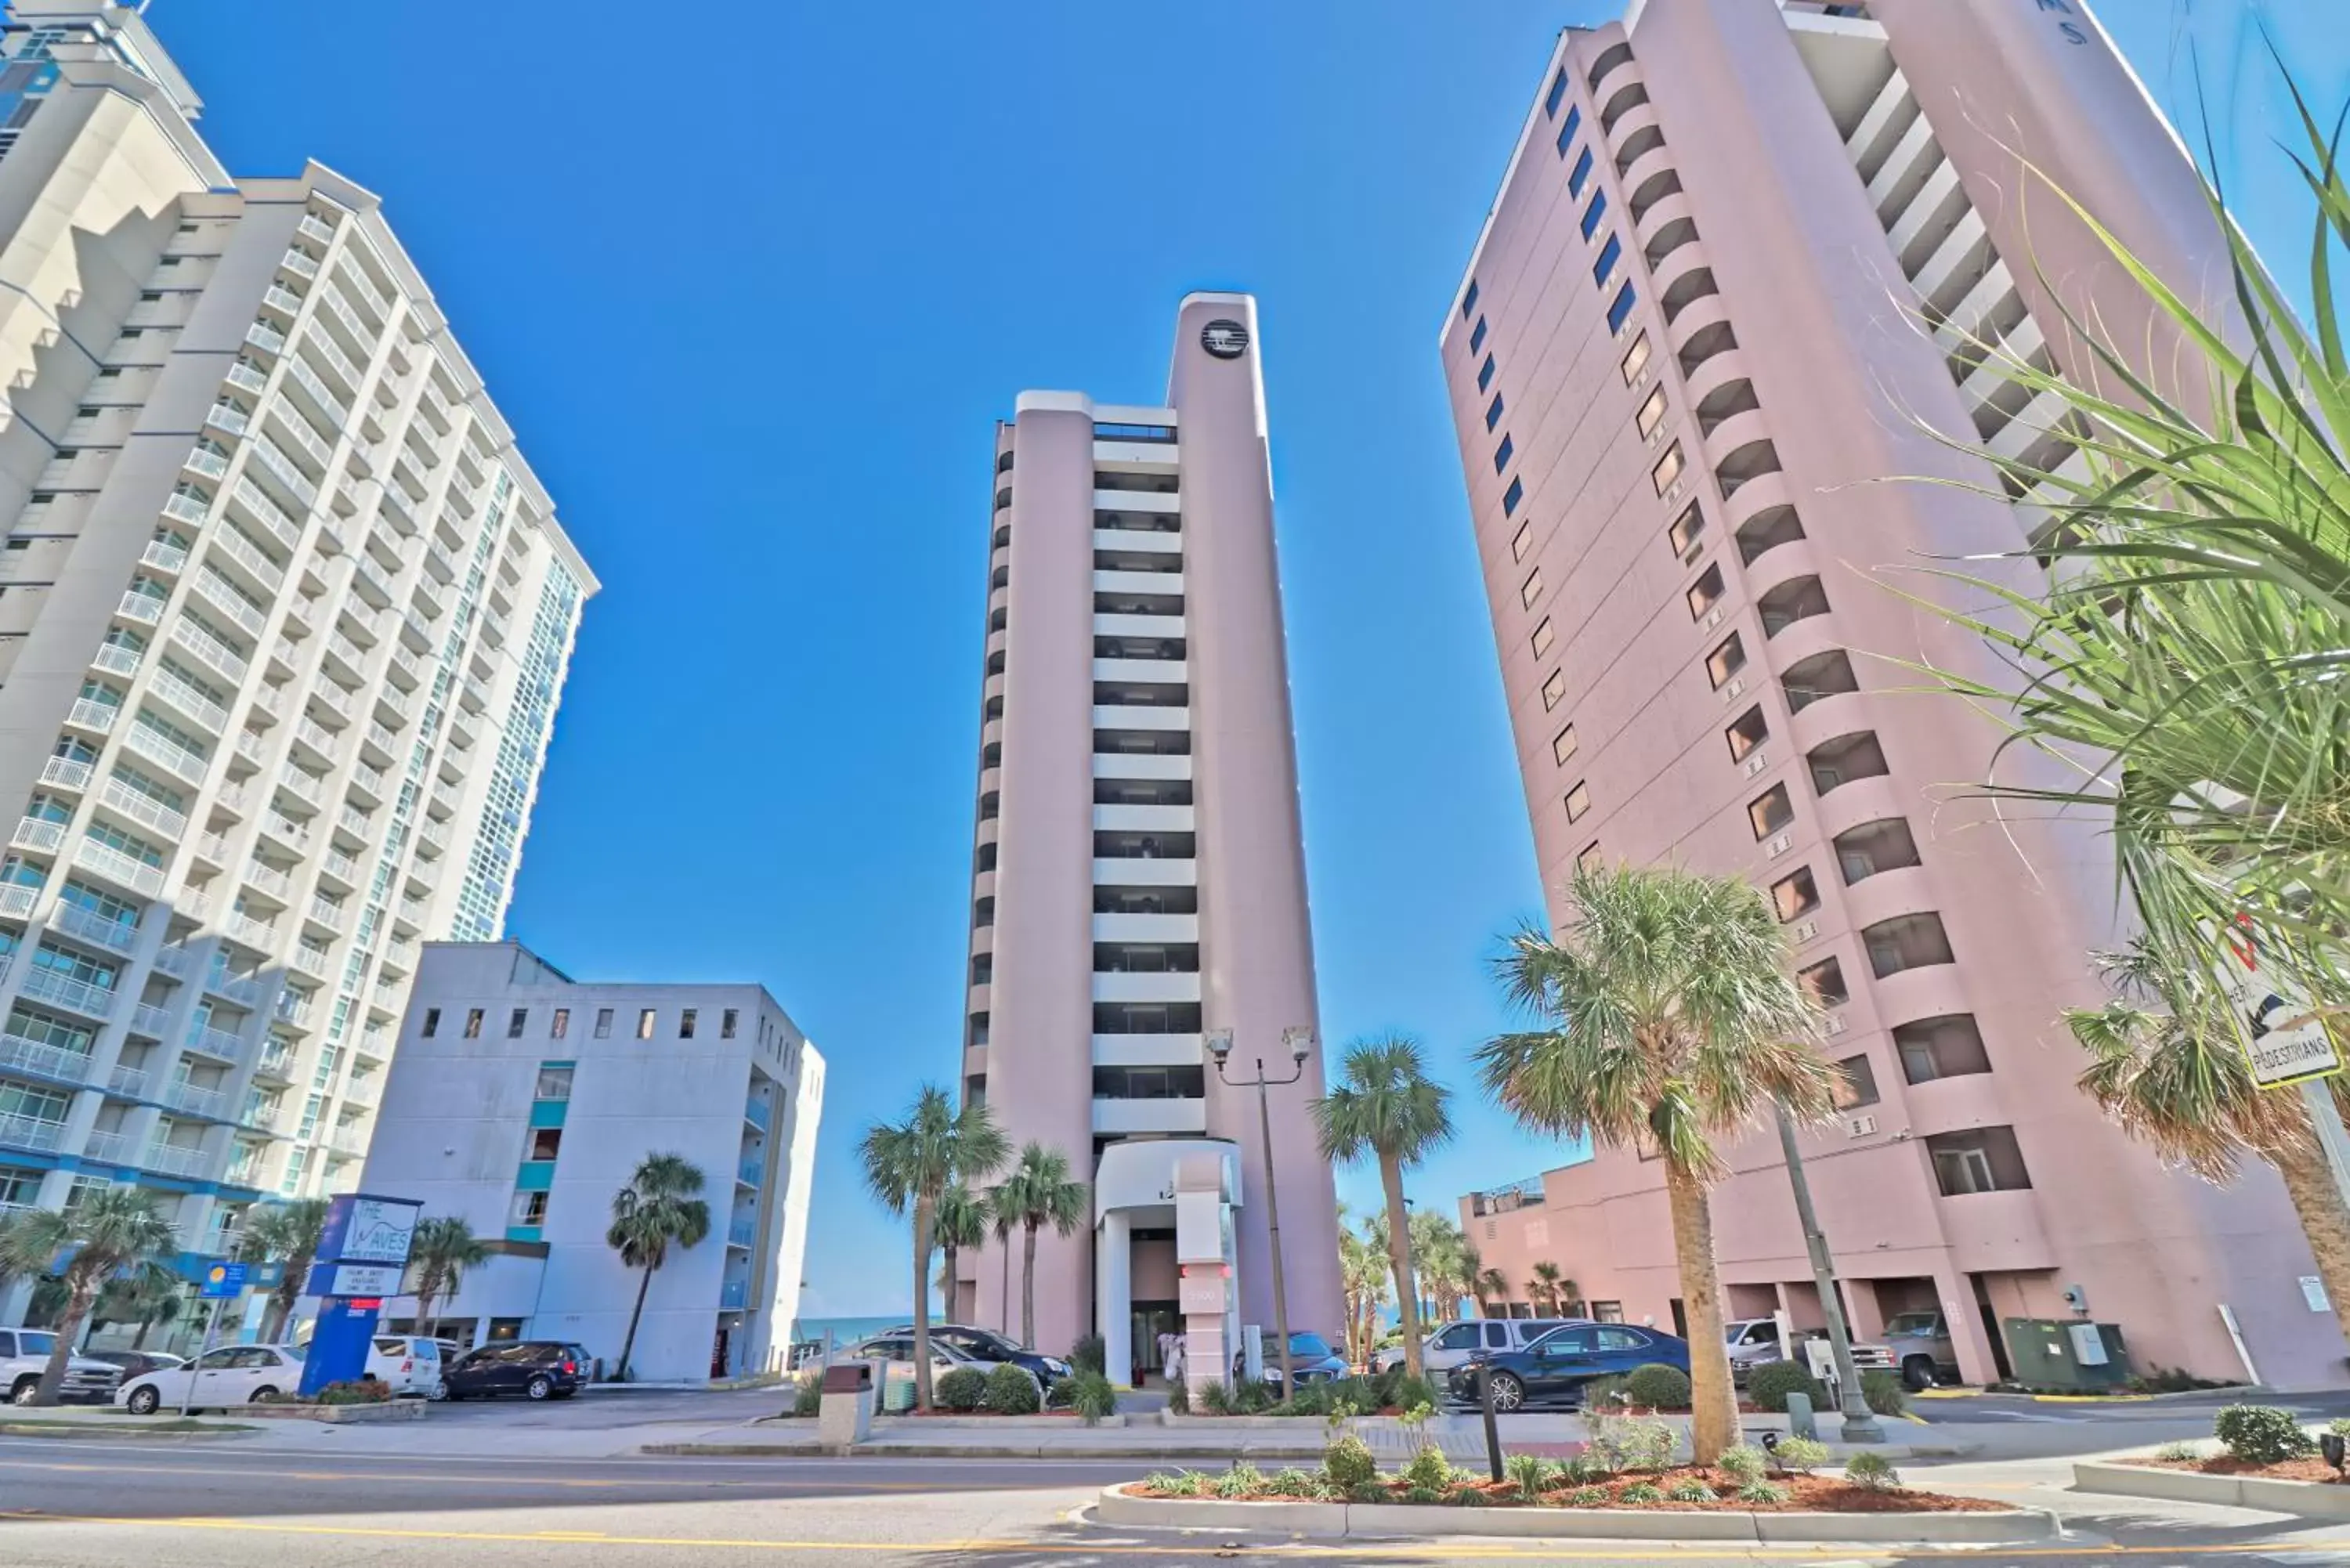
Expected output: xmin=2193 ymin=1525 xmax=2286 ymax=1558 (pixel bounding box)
xmin=443 ymin=1340 xmax=589 ymax=1401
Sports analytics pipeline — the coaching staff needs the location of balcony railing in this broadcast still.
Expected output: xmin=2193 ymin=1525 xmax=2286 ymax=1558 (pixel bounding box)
xmin=720 ymin=1280 xmax=750 ymax=1310
xmin=129 ymin=1002 xmax=173 ymax=1037
xmin=169 ymin=617 xmax=249 ymax=684
xmin=38 ymin=756 xmax=92 ymax=793
xmin=114 ymin=591 xmax=164 ymax=626
xmin=0 ymin=1115 xmax=70 ymax=1153
xmin=20 ymin=965 xmax=120 ymax=1019
xmin=209 ymin=966 xmax=265 ymax=1008
xmin=306 ymin=898 xmax=346 ymax=934
xmin=109 ymin=1061 xmax=150 ymax=1098
xmin=186 ymin=1023 xmax=248 ymax=1063
xmin=81 ymin=1129 xmax=130 ymax=1162
xmin=253 ymin=1043 xmax=295 ymax=1079
xmin=224 ymin=911 xmax=278 ymax=952
xmin=151 ymin=945 xmax=191 ymax=979
xmin=728 ymin=1217 xmax=758 ymax=1248
xmin=290 ymin=945 xmax=331 ymax=979
xmin=165 ymin=1080 xmax=227 ymax=1119
xmin=231 ymin=477 xmax=301 ymax=552
xmin=11 ymin=816 xmax=64 ymax=853
xmin=73 ymin=838 xmax=166 ymax=898
xmin=121 ymin=721 xmax=208 ymax=785
xmin=207 ymin=524 xmax=286 ymax=594
xmin=0 ymin=1032 xmax=95 ymax=1085
xmin=146 ymin=668 xmax=228 ymax=735
xmin=48 ymin=898 xmax=140 ymax=954
xmin=0 ymin=886 xmax=38 ymax=919
xmin=194 ymin=570 xmax=267 ymax=638
xmin=89 ymin=641 xmax=140 ymax=681
xmin=142 ymin=1142 xmax=209 ymax=1178
xmin=66 ymin=697 xmax=121 ymax=735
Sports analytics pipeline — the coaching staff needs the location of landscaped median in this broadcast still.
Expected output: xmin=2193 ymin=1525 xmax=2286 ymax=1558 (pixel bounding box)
xmin=2071 ymin=1404 xmax=2350 ymax=1520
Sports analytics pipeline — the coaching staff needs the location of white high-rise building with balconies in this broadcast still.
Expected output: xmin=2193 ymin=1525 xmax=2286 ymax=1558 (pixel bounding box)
xmin=0 ymin=2 xmax=594 ymax=1306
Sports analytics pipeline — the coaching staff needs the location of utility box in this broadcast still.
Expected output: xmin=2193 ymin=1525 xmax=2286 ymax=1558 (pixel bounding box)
xmin=2001 ymin=1319 xmax=2131 ymax=1389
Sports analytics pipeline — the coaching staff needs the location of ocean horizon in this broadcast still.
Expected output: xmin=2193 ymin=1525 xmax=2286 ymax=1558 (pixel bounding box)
xmin=791 ymin=1314 xmax=910 ymax=1348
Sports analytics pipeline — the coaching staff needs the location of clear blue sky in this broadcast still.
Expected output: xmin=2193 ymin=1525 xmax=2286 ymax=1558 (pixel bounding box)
xmin=159 ymin=2 xmax=2347 ymax=1320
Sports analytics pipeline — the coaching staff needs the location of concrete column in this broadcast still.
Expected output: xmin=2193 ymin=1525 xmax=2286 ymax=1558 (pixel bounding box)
xmin=1933 ymin=1267 xmax=2001 ymax=1386
xmin=1097 ymin=1211 xmax=1132 ymax=1389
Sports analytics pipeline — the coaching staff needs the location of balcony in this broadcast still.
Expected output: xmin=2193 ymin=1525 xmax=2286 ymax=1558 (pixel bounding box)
xmin=327 ymin=1122 xmax=369 ymax=1158
xmin=48 ymin=899 xmax=140 ymax=955
xmin=72 ymin=839 xmax=167 ymax=898
xmin=1090 ymin=970 xmax=1201 ymax=1005
xmin=1092 ymin=1096 xmax=1207 ymax=1136
xmin=129 ymin=1002 xmax=173 ymax=1037
xmin=109 ymin=1061 xmax=150 ymax=1097
xmin=10 ymin=815 xmax=64 ymax=854
xmin=186 ymin=1023 xmax=248 ymax=1063
xmin=0 ymin=886 xmax=37 ymax=919
xmin=142 ymin=1142 xmax=210 ymax=1179
xmin=726 ymin=1217 xmax=757 ymax=1249
xmin=253 ymin=1042 xmax=295 ymax=1081
xmin=38 ymin=757 xmax=93 ymax=793
xmin=65 ymin=697 xmax=121 ymax=737
xmin=169 ymin=618 xmax=249 ymax=685
xmin=222 ymin=910 xmax=277 ymax=952
xmin=146 ymin=670 xmax=228 ymax=737
xmin=306 ymin=898 xmax=347 ymax=935
xmin=290 ymin=946 xmax=331 ymax=980
xmin=21 ymin=966 xmax=121 ymax=1020
xmin=0 ymin=1031 xmax=95 ymax=1085
xmin=165 ymin=1079 xmax=228 ymax=1120
xmin=114 ymin=591 xmax=165 ymax=628
xmin=150 ymin=945 xmax=191 ymax=981
xmin=121 ymin=722 xmax=208 ymax=786
xmin=0 ymin=1114 xmax=69 ymax=1153
xmin=208 ymin=964 xmax=266 ymax=1007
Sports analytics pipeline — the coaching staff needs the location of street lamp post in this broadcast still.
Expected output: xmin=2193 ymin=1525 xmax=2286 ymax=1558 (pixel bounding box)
xmin=1773 ymin=1100 xmax=1883 ymax=1443
xmin=1207 ymin=1025 xmax=1311 ymax=1399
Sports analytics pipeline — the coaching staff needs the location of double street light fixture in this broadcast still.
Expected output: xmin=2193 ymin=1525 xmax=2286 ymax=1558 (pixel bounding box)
xmin=1206 ymin=1024 xmax=1312 ymax=1397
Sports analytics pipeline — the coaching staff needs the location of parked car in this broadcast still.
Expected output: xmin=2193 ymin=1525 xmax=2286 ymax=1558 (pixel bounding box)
xmin=880 ymin=1323 xmax=1072 ymax=1386
xmin=844 ymin=1333 xmax=1039 ymax=1397
xmin=78 ymin=1349 xmax=185 ymax=1382
xmin=1236 ymin=1331 xmax=1350 ymax=1388
xmin=367 ymin=1335 xmax=446 ymax=1399
xmin=117 ymin=1343 xmax=304 ymax=1414
xmin=2 ymin=1328 xmax=124 ymax=1405
xmin=1448 ymin=1321 xmax=1692 ymax=1411
xmin=1725 ymin=1317 xmax=1787 ymax=1383
xmin=1375 ymin=1318 xmax=1568 ymax=1375
xmin=1882 ymin=1309 xmax=1959 ymax=1389
xmin=442 ymin=1340 xmax=588 ymax=1401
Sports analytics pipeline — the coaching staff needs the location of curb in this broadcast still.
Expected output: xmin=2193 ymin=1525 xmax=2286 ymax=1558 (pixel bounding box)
xmin=1094 ymin=1486 xmax=2060 ymax=1543
xmin=0 ymin=1421 xmax=256 ymax=1441
xmin=2073 ymin=1460 xmax=2350 ymax=1519
xmin=642 ymin=1440 xmax=1325 ymax=1460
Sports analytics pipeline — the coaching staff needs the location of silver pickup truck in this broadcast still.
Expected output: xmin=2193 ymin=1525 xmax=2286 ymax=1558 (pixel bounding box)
xmin=2 ymin=1326 xmax=125 ymax=1405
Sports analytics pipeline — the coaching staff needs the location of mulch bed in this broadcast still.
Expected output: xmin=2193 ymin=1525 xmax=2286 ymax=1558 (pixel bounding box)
xmin=2126 ymin=1455 xmax=2349 ymax=1485
xmin=1133 ymin=1467 xmax=2012 ymax=1514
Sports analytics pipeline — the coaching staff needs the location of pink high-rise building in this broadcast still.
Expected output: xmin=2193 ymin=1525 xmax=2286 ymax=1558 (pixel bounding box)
xmin=1442 ymin=0 xmax=2348 ymax=1389
xmin=956 ymin=296 xmax=1343 ymax=1382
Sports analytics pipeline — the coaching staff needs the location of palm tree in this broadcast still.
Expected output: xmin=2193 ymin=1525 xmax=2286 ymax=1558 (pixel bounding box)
xmin=606 ymin=1154 xmax=712 ymax=1380
xmin=0 ymin=1208 xmax=45 ymax=1303
xmin=236 ymin=1198 xmax=329 ymax=1342
xmin=1311 ymin=1033 xmax=1455 ymax=1381
xmin=858 ymin=1086 xmax=1010 ymax=1410
xmin=997 ymin=1143 xmax=1088 ymax=1352
xmin=1335 ymin=1206 xmax=1391 ymax=1366
xmin=988 ymin=1183 xmax=1018 ymax=1330
xmin=9 ymin=1188 xmax=176 ymax=1404
xmin=406 ymin=1216 xmax=490 ymax=1341
xmin=2070 ymin=941 xmax=2350 ymax=1342
xmin=932 ymin=1183 xmax=989 ymax=1321
xmin=89 ymin=1260 xmax=184 ymax=1349
xmin=1559 ymin=1277 xmax=1585 ymax=1318
xmin=1476 ymin=863 xmax=1836 ymax=1463
xmin=1530 ymin=1260 xmax=1564 ymax=1316
xmin=1477 ymin=1267 xmax=1509 ymax=1319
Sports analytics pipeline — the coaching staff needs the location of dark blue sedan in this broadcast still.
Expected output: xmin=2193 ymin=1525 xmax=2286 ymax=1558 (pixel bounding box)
xmin=1447 ymin=1321 xmax=1691 ymax=1411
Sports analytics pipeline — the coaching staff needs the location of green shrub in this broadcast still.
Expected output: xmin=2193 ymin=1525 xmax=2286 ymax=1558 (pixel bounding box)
xmin=1265 ymin=1467 xmax=1321 ymax=1498
xmin=1402 ymin=1443 xmax=1454 ymax=1493
xmin=1561 ymin=1453 xmax=1610 ymax=1485
xmin=1770 ymin=1436 xmax=1831 ymax=1474
xmin=1747 ymin=1361 xmax=1828 ymax=1414
xmin=982 ymin=1362 xmax=1039 ymax=1415
xmin=316 ymin=1379 xmax=389 ymax=1406
xmin=1623 ymin=1363 xmax=1694 ymax=1411
xmin=1348 ymin=1481 xmax=1388 ymax=1504
xmin=1580 ymin=1375 xmax=1632 ymax=1412
xmin=2214 ymin=1404 xmax=2314 ymax=1465
xmin=1386 ymin=1372 xmax=1440 ymax=1413
xmin=1285 ymin=1382 xmax=1332 ymax=1418
xmin=1196 ymin=1379 xmax=1231 ymax=1415
xmin=1452 ymin=1483 xmax=1489 ymax=1507
xmin=790 ymin=1373 xmax=822 ymax=1417
xmin=1842 ymin=1451 xmax=1901 ymax=1491
xmin=1147 ymin=1469 xmax=1202 ymax=1497
xmin=1069 ymin=1334 xmax=1106 ymax=1376
xmin=1506 ymin=1452 xmax=1550 ymax=1500
xmin=1716 ymin=1444 xmax=1768 ymax=1486
xmin=1323 ymin=1434 xmax=1378 ymax=1490
xmin=1619 ymin=1482 xmax=1665 ymax=1504
xmin=1233 ymin=1378 xmax=1278 ymax=1414
xmin=1860 ymin=1368 xmax=1909 ymax=1417
xmin=935 ymin=1367 xmax=989 ymax=1412
xmin=1565 ymin=1485 xmax=1611 ymax=1507
xmin=1666 ymin=1479 xmax=1716 ymax=1502
xmin=1213 ymin=1461 xmax=1264 ymax=1499
xmin=1059 ymin=1370 xmax=1116 ymax=1425
xmin=1737 ymin=1479 xmax=1789 ymax=1505
xmin=1165 ymin=1377 xmax=1189 ymax=1414
xmin=1586 ymin=1411 xmax=1677 ymax=1472
xmin=2153 ymin=1440 xmax=2200 ymax=1461
xmin=1365 ymin=1367 xmax=1401 ymax=1408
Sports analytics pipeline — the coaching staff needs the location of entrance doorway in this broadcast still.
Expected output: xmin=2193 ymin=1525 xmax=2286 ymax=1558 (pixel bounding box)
xmin=1130 ymin=1300 xmax=1177 ymax=1384
xmin=710 ymin=1326 xmax=730 ymax=1379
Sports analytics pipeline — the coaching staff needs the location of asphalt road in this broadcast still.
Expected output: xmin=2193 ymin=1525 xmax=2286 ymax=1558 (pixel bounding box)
xmin=5 ymin=1436 xmax=2350 ymax=1567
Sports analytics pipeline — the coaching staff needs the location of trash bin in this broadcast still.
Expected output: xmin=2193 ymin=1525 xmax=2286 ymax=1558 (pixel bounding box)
xmin=817 ymin=1360 xmax=876 ymax=1449
xmin=821 ymin=1363 xmax=873 ymax=1396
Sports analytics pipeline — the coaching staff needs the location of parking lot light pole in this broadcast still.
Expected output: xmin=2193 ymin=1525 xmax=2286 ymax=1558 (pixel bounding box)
xmin=1773 ymin=1100 xmax=1883 ymax=1443
xmin=1208 ymin=1026 xmax=1311 ymax=1398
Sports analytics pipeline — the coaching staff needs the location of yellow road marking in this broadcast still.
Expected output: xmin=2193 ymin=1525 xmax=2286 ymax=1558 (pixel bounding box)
xmin=13 ymin=1512 xmax=2350 ymax=1561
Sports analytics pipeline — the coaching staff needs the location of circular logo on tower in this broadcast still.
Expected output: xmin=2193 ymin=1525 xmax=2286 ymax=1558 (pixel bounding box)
xmin=1200 ymin=319 xmax=1249 ymax=359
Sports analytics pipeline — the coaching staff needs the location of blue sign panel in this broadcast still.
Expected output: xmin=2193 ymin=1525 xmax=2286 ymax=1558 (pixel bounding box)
xmin=197 ymin=1261 xmax=248 ymax=1299
xmin=316 ymin=1193 xmax=421 ymax=1268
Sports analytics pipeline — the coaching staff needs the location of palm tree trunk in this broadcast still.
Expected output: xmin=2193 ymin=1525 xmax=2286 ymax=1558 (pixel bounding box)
xmin=911 ymin=1193 xmax=935 ymax=1412
xmin=2265 ymin=1120 xmax=2350 ymax=1351
xmin=415 ymin=1289 xmax=439 ymax=1342
xmin=1378 ymin=1154 xmax=1424 ymax=1382
xmin=132 ymin=1318 xmax=152 ymax=1350
xmin=1021 ymin=1221 xmax=1039 ymax=1350
xmin=940 ymin=1241 xmax=958 ymax=1323
xmin=617 ymin=1264 xmax=654 ymax=1380
xmin=31 ymin=1288 xmax=97 ymax=1406
xmin=1663 ymin=1160 xmax=1737 ymax=1465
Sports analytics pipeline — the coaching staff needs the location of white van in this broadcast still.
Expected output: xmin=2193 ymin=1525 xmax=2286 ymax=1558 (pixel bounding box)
xmin=1375 ymin=1319 xmax=1568 ymax=1375
xmin=367 ymin=1335 xmax=446 ymax=1399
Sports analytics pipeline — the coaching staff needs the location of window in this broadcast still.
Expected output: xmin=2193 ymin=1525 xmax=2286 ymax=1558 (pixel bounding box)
xmin=1545 ymin=69 xmax=1571 ymax=118
xmin=527 ymin=1127 xmax=562 ymax=1161
xmin=1477 ymin=354 xmax=1496 ymax=392
xmin=1502 ymin=477 xmax=1524 ymax=516
xmin=1519 ymin=568 xmax=1542 ymax=609
xmin=1770 ymin=866 xmax=1820 ymax=923
xmin=534 ymin=1064 xmax=573 ymax=1100
xmin=1831 ymin=1053 xmax=1880 ymax=1111
xmin=1799 ymin=956 xmax=1849 ymax=1008
xmin=421 ymin=1008 xmax=440 ymax=1039
xmin=1607 ymin=282 xmax=1638 ymax=334
xmin=463 ymin=1008 xmax=483 ymax=1039
xmin=1581 ymin=191 xmax=1608 ymax=239
xmin=1569 ymin=146 xmax=1595 ymax=197
xmin=1493 ymin=434 xmax=1513 ymax=474
xmin=721 ymin=1009 xmax=739 ymax=1039
xmin=1707 ymin=633 xmax=1746 ymax=688
xmin=1667 ymin=501 xmax=1704 ymax=557
xmin=1636 ymin=385 xmax=1668 ymax=441
xmin=506 ymin=1007 xmax=527 ymax=1039
xmin=1484 ymin=392 xmax=1505 ymax=432
xmin=509 ymin=1189 xmax=548 ymax=1227
xmin=636 ymin=1009 xmax=656 ymax=1040
xmin=1511 ymin=520 xmax=1535 ymax=562
xmin=1596 ymin=1326 xmax=1649 ymax=1351
xmin=680 ymin=1008 xmax=697 ymax=1039
xmin=1542 ymin=668 xmax=1567 ymax=710
xmin=1726 ymin=706 xmax=1769 ymax=762
xmin=1460 ymin=280 xmax=1479 ymax=320
xmin=1593 ymin=234 xmax=1622 ymax=287
xmin=1926 ymin=1126 xmax=2033 ymax=1195
xmin=1592 ymin=1301 xmax=1625 ymax=1324
xmin=1578 ymin=840 xmax=1604 ymax=872
xmin=593 ymin=1008 xmax=613 ymax=1039
xmin=1530 ymin=618 xmax=1554 ymax=658
xmin=1550 ymin=724 xmax=1578 ymax=767
xmin=550 ymin=1008 xmax=569 ymax=1039
xmin=1651 ymin=442 xmax=1685 ymax=496
xmin=1685 ymin=564 xmax=1723 ymax=620
xmin=1564 ymin=782 xmax=1592 ymax=822
xmin=1470 ymin=316 xmax=1488 ymax=354
xmin=1621 ymin=332 xmax=1651 ymax=385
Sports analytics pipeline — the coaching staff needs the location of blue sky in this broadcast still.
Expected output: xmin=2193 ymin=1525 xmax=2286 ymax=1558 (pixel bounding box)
xmin=160 ymin=2 xmax=2348 ymax=1319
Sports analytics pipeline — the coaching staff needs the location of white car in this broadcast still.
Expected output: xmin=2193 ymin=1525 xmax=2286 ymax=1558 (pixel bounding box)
xmin=367 ymin=1335 xmax=445 ymax=1399
xmin=841 ymin=1334 xmax=1039 ymax=1398
xmin=1 ymin=1328 xmax=122 ymax=1405
xmin=1375 ymin=1318 xmax=1570 ymax=1375
xmin=118 ymin=1342 xmax=306 ymax=1414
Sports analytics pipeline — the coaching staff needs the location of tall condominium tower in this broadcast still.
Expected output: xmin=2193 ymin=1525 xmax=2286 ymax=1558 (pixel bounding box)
xmin=1442 ymin=0 xmax=2345 ymax=1389
xmin=957 ymin=295 xmax=1341 ymax=1380
xmin=0 ymin=0 xmax=593 ymax=1312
